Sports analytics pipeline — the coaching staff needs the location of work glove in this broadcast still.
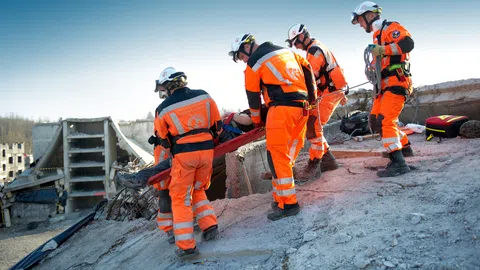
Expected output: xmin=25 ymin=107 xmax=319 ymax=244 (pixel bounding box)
xmin=369 ymin=44 xmax=385 ymax=57
xmin=340 ymin=95 xmax=348 ymax=106
xmin=148 ymin=135 xmax=159 ymax=146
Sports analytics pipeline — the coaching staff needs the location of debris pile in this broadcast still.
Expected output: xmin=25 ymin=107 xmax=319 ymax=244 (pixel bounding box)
xmin=98 ymin=160 xmax=159 ymax=222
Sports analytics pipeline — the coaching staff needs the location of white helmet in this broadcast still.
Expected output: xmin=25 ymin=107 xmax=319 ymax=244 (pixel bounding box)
xmin=228 ymin=33 xmax=255 ymax=62
xmin=285 ymin=24 xmax=307 ymax=48
xmin=351 ymin=1 xmax=382 ymax=24
xmin=154 ymin=67 xmax=187 ymax=94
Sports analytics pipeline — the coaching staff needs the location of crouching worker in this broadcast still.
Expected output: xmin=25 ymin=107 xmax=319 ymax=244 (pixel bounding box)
xmin=155 ymin=66 xmax=221 ymax=258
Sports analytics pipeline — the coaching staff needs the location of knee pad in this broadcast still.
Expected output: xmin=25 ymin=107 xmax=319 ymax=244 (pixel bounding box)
xmin=267 ymin=150 xmax=277 ymax=179
xmin=306 ymin=115 xmax=317 ymax=139
xmin=368 ymin=114 xmax=377 ymax=132
xmin=375 ymin=114 xmax=384 ymax=135
xmin=158 ymin=189 xmax=172 ymax=213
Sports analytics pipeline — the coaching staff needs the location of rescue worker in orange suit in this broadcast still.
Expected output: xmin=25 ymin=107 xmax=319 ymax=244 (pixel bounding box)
xmin=150 ymin=87 xmax=175 ymax=245
xmin=351 ymin=1 xmax=414 ymax=177
xmin=155 ymin=67 xmax=221 ymax=258
xmin=285 ymin=24 xmax=348 ymax=180
xmin=228 ymin=33 xmax=317 ymax=221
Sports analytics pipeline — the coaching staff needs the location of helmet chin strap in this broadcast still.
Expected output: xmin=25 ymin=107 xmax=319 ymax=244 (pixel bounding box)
xmin=364 ymin=14 xmax=380 ymax=33
xmin=239 ymin=42 xmax=254 ymax=58
xmin=296 ymin=34 xmax=313 ymax=50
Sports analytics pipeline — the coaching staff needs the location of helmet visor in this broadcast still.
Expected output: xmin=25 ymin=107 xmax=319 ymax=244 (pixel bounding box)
xmin=228 ymin=50 xmax=240 ymax=63
xmin=351 ymin=12 xmax=359 ymax=24
xmin=154 ymin=80 xmax=165 ymax=93
xmin=285 ymin=37 xmax=298 ymax=48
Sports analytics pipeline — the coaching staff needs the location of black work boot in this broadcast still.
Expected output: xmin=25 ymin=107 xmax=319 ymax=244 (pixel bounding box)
xmin=377 ymin=150 xmax=411 ymax=177
xmin=201 ymin=225 xmax=218 ymax=241
xmin=267 ymin=203 xmax=300 ymax=221
xmin=175 ymin=246 xmax=199 ymax=258
xmin=320 ymin=150 xmax=339 ymax=172
xmin=271 ymin=201 xmax=278 ymax=210
xmin=166 ymin=230 xmax=175 ymax=244
xmin=297 ymin=158 xmax=321 ymax=181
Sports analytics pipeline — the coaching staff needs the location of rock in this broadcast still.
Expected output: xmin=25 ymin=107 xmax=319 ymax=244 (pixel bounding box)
xmin=354 ymin=258 xmax=370 ymax=269
xmin=384 ymin=261 xmax=395 ymax=268
xmin=303 ymin=231 xmax=317 ymax=242
xmin=286 ymin=248 xmax=297 ymax=254
xmin=366 ymin=246 xmax=378 ymax=257
xmin=407 ymin=213 xmax=425 ymax=224
xmin=398 ymin=263 xmax=407 ymax=269
xmin=391 ymin=237 xmax=398 ymax=247
xmin=335 ymin=233 xmax=352 ymax=244
xmin=410 ymin=215 xmax=421 ymax=224
xmin=413 ymin=262 xmax=423 ymax=268
xmin=41 ymin=239 xmax=58 ymax=252
xmin=356 ymin=231 xmax=367 ymax=238
xmin=417 ymin=233 xmax=427 ymax=239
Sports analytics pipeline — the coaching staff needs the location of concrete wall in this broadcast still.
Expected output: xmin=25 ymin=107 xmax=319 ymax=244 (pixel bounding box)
xmin=225 ymin=140 xmax=271 ymax=199
xmin=118 ymin=120 xmax=154 ymax=154
xmin=0 ymin=143 xmax=26 ymax=184
xmin=224 ymin=122 xmax=342 ymax=199
xmin=335 ymin=78 xmax=480 ymax=124
xmin=33 ymin=123 xmax=61 ymax=160
xmin=401 ymin=78 xmax=480 ymax=124
xmin=10 ymin=202 xmax=56 ymax=224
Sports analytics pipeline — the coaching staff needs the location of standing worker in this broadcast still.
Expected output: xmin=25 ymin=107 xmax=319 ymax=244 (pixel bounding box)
xmin=351 ymin=1 xmax=414 ymax=177
xmin=285 ymin=24 xmax=348 ymax=180
xmin=155 ymin=67 xmax=221 ymax=258
xmin=150 ymin=86 xmax=175 ymax=245
xmin=228 ymin=33 xmax=316 ymax=220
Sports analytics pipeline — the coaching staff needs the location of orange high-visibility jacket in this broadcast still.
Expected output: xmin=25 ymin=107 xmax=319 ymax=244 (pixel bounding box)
xmin=244 ymin=42 xmax=317 ymax=124
xmin=306 ymin=39 xmax=347 ymax=92
xmin=153 ymin=117 xmax=170 ymax=164
xmin=373 ymin=20 xmax=414 ymax=91
xmin=155 ymin=87 xmax=222 ymax=156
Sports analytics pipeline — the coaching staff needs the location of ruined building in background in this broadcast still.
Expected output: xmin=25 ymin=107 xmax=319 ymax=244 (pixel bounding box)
xmin=0 ymin=142 xmax=31 ymax=184
xmin=1 ymin=117 xmax=153 ymax=227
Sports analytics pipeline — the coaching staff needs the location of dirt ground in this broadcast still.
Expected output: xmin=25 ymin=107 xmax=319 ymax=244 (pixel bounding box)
xmin=2 ymin=134 xmax=480 ymax=270
xmin=0 ymin=217 xmax=77 ymax=270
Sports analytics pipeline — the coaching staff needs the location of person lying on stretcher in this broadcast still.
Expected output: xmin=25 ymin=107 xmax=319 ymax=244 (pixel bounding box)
xmin=116 ymin=107 xmax=267 ymax=189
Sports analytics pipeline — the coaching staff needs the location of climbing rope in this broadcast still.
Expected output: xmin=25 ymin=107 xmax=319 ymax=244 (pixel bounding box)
xmin=364 ymin=45 xmax=382 ymax=100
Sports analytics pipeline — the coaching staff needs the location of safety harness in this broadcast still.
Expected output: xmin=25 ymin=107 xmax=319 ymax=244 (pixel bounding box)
xmin=309 ymin=43 xmax=338 ymax=93
xmin=375 ymin=21 xmax=411 ymax=84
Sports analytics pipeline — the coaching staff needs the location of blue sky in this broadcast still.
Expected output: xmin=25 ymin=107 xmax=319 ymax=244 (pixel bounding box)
xmin=1 ymin=0 xmax=479 ymax=121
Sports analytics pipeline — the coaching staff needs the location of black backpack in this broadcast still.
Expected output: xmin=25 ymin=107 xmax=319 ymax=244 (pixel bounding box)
xmin=340 ymin=110 xmax=370 ymax=136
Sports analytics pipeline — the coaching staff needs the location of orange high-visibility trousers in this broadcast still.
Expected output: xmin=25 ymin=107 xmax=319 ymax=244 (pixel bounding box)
xmin=306 ymin=90 xmax=344 ymax=160
xmin=370 ymin=91 xmax=409 ymax=153
xmin=169 ymin=149 xmax=217 ymax=251
xmin=266 ymin=106 xmax=307 ymax=209
xmin=153 ymin=178 xmax=172 ymax=233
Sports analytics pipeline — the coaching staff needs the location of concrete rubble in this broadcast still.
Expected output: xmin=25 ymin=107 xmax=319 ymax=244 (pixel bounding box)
xmin=2 ymin=78 xmax=480 ymax=270
xmin=27 ymin=133 xmax=480 ymax=270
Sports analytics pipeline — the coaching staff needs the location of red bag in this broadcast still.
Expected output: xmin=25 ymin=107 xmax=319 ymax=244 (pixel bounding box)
xmin=425 ymin=115 xmax=469 ymax=139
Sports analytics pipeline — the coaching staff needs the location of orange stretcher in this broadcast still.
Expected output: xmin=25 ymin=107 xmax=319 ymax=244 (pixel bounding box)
xmin=147 ymin=127 xmax=266 ymax=185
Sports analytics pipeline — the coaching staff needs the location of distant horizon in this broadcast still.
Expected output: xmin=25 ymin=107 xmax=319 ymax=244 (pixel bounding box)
xmin=2 ymin=0 xmax=479 ymax=121
xmin=2 ymin=76 xmax=479 ymax=123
